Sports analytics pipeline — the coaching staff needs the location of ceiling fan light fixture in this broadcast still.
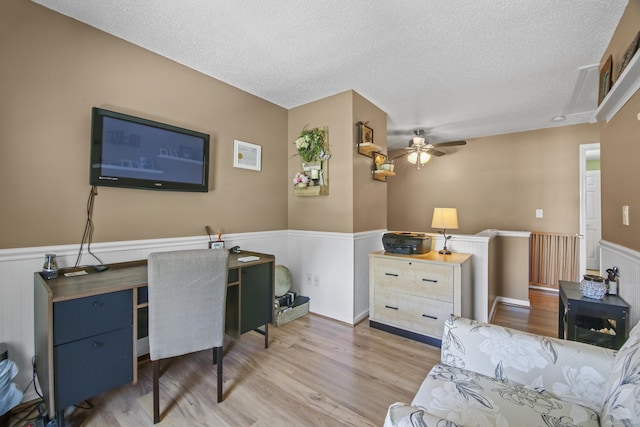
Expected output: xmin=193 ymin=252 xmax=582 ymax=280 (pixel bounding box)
xmin=412 ymin=136 xmax=426 ymax=146
xmin=407 ymin=151 xmax=431 ymax=165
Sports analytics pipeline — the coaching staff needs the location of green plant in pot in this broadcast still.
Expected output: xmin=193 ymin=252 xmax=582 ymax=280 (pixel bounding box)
xmin=294 ymin=127 xmax=330 ymax=164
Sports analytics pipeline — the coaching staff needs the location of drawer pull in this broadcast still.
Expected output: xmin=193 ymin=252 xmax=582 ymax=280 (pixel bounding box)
xmin=422 ymin=278 xmax=438 ymax=283
xmin=422 ymin=314 xmax=438 ymax=320
xmin=385 ymin=273 xmax=399 ymax=277
xmin=93 ymin=341 xmax=104 ymax=348
xmin=384 ymin=305 xmax=399 ymax=310
xmin=92 ymin=301 xmax=102 ymax=308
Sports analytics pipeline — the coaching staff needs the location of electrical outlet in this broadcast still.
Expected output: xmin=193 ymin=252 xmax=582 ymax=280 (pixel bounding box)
xmin=313 ymin=274 xmax=320 ymax=287
xmin=305 ymin=273 xmax=312 ymax=286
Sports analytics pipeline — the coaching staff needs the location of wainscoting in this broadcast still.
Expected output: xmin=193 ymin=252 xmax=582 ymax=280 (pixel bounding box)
xmin=600 ymin=240 xmax=640 ymax=328
xmin=0 ymin=229 xmax=382 ymax=403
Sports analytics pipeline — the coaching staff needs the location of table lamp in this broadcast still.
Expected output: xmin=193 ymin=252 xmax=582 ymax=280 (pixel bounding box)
xmin=431 ymin=208 xmax=458 ymax=254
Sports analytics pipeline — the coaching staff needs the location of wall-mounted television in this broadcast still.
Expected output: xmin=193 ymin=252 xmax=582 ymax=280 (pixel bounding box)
xmin=90 ymin=107 xmax=210 ymax=192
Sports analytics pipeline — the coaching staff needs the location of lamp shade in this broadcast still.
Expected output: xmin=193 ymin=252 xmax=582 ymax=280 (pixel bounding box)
xmin=431 ymin=208 xmax=459 ymax=230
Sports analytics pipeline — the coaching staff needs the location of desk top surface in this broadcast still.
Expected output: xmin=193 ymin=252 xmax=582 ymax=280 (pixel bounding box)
xmin=370 ymin=250 xmax=471 ymax=265
xmin=559 ymin=280 xmax=629 ymax=308
xmin=35 ymin=250 xmax=274 ymax=302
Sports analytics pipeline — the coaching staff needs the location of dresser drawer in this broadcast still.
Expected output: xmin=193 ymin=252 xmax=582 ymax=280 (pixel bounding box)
xmin=54 ymin=326 xmax=133 ymax=409
xmin=374 ymin=288 xmax=453 ymax=338
xmin=54 ymin=289 xmax=133 ymax=345
xmin=373 ymin=259 xmax=454 ymax=302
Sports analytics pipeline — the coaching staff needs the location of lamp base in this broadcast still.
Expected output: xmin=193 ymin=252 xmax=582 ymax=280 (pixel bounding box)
xmin=439 ymin=248 xmax=452 ymax=255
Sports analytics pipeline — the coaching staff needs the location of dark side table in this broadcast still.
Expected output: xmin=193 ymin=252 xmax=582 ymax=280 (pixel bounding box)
xmin=558 ymin=280 xmax=629 ymax=349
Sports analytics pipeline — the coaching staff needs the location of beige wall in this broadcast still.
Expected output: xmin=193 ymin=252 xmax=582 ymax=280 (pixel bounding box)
xmin=387 ymin=124 xmax=599 ymax=235
xmin=1 ymin=0 xmax=288 ymax=249
xmin=496 ymin=236 xmax=531 ymax=301
xmin=599 ymin=0 xmax=640 ymax=252
xmin=287 ymin=90 xmax=387 ymax=233
xmin=353 ymin=92 xmax=388 ymax=233
xmin=288 ymin=91 xmax=354 ymax=232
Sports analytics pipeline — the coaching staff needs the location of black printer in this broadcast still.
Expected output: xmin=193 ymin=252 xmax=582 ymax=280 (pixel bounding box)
xmin=382 ymin=232 xmax=432 ymax=255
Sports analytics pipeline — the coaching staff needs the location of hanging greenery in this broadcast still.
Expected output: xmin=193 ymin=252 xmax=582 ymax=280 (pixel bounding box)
xmin=294 ymin=127 xmax=329 ymax=164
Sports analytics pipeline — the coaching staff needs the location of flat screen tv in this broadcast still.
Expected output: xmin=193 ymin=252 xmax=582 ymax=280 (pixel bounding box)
xmin=90 ymin=107 xmax=210 ymax=192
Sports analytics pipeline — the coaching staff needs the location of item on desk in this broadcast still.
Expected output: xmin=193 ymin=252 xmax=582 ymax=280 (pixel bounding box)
xmin=42 ymin=253 xmax=58 ymax=280
xmin=606 ymin=266 xmax=620 ymax=295
xmin=238 ymin=255 xmax=260 ymax=263
xmin=580 ymin=274 xmax=606 ymax=299
xmin=229 ymin=246 xmax=241 ymax=254
xmin=382 ymin=232 xmax=432 ymax=255
xmin=64 ymin=270 xmax=88 ymax=277
xmin=205 ymin=225 xmax=214 ymax=242
xmin=209 ymin=240 xmax=225 ymax=249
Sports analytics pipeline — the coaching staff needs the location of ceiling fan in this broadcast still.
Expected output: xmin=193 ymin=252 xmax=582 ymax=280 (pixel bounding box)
xmin=392 ymin=129 xmax=466 ymax=169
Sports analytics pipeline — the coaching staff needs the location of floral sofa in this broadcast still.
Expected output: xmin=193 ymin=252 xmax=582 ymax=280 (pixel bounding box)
xmin=384 ymin=315 xmax=640 ymax=427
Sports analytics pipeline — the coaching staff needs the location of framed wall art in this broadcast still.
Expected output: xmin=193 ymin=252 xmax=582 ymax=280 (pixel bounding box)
xmin=599 ymin=55 xmax=613 ymax=105
xmin=233 ymin=140 xmax=262 ymax=171
xmin=357 ymin=122 xmax=374 ymax=145
xmin=619 ymin=31 xmax=640 ymax=77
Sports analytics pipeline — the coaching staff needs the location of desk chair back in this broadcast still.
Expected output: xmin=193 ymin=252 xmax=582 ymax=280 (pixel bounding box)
xmin=147 ymin=248 xmax=229 ymax=423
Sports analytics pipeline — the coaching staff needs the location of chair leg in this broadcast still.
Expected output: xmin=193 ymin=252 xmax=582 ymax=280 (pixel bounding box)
xmin=216 ymin=346 xmax=223 ymax=402
xmin=152 ymin=359 xmax=160 ymax=424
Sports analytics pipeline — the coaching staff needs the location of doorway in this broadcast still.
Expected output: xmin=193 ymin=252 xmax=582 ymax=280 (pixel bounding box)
xmin=579 ymin=143 xmax=601 ymax=275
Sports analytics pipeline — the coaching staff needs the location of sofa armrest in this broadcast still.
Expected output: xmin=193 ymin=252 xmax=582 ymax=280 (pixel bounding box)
xmin=441 ymin=315 xmax=616 ymax=410
xmin=384 ymin=402 xmax=455 ymax=427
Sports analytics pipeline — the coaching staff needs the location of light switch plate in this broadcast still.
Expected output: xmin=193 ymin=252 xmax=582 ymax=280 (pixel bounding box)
xmin=623 ymin=205 xmax=630 ymax=226
xmin=536 ymin=209 xmax=543 ymax=218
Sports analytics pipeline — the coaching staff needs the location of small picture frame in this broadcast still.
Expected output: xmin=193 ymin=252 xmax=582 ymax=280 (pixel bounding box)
xmin=209 ymin=241 xmax=225 ymax=249
xmin=599 ymin=55 xmax=613 ymax=105
xmin=619 ymin=31 xmax=640 ymax=78
xmin=233 ymin=140 xmax=262 ymax=171
xmin=357 ymin=122 xmax=374 ymax=145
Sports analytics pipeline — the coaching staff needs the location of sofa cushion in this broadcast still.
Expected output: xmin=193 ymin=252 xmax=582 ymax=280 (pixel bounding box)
xmin=411 ymin=364 xmax=600 ymax=427
xmin=441 ymin=316 xmax=614 ymax=411
xmin=601 ymin=321 xmax=640 ymax=426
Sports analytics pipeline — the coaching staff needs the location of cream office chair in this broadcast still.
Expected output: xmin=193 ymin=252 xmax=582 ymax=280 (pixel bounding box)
xmin=147 ymin=248 xmax=229 ymax=424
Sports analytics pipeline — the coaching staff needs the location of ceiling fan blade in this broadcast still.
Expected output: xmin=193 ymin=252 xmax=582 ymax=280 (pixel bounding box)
xmin=387 ymin=129 xmax=417 ymax=136
xmin=432 ymin=140 xmax=466 ymax=148
xmin=427 ymin=148 xmax=446 ymax=157
xmin=391 ymin=151 xmax=409 ymax=160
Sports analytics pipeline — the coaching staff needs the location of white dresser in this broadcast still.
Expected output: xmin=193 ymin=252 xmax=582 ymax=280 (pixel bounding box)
xmin=369 ymin=250 xmax=472 ymax=346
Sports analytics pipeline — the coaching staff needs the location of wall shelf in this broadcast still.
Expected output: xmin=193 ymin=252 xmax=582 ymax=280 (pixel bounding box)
xmin=373 ymin=170 xmax=395 ymax=182
xmin=293 ymin=185 xmax=329 ymax=197
xmin=593 ymin=52 xmax=640 ymax=123
xmin=357 ymin=142 xmax=382 ymax=157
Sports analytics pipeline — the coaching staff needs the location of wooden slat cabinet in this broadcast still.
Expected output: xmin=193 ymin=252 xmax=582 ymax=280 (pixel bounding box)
xmin=369 ymin=250 xmax=472 ymax=346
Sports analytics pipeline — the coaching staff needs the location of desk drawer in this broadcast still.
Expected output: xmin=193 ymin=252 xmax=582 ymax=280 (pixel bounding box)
xmin=374 ymin=288 xmax=452 ymax=338
xmin=373 ymin=262 xmax=453 ymax=301
xmin=54 ymin=326 xmax=133 ymax=409
xmin=54 ymin=289 xmax=133 ymax=345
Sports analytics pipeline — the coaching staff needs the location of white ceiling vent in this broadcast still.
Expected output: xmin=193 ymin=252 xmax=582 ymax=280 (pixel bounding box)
xmin=565 ymin=65 xmax=599 ymax=116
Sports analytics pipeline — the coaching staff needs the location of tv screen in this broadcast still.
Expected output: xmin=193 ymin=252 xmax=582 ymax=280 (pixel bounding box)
xmin=90 ymin=107 xmax=210 ymax=192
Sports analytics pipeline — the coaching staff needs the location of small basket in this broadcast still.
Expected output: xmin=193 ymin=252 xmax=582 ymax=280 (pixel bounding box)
xmin=580 ymin=275 xmax=606 ymax=299
xmin=274 ymin=296 xmax=309 ymax=326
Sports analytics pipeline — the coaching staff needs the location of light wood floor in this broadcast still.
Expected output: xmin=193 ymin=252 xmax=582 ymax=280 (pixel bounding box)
xmin=9 ymin=290 xmax=559 ymax=427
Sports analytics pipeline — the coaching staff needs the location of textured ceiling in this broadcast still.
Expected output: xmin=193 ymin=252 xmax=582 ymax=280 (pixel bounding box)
xmin=33 ymin=0 xmax=628 ymax=148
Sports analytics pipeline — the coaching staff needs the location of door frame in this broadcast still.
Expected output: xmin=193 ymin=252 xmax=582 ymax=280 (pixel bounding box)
xmin=579 ymin=142 xmax=600 ymax=276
